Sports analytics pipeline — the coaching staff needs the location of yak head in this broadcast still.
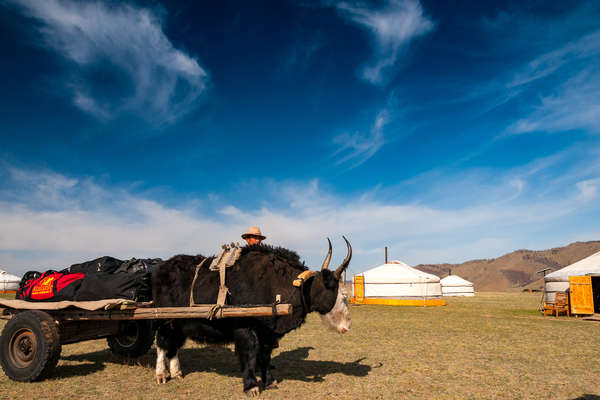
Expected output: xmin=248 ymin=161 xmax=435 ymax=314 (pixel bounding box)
xmin=308 ymin=237 xmax=352 ymax=334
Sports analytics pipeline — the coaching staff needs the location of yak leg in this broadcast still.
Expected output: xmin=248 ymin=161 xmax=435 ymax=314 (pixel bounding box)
xmin=168 ymin=349 xmax=183 ymax=380
xmin=155 ymin=322 xmax=186 ymax=384
xmin=234 ymin=327 xmax=260 ymax=397
xmin=155 ymin=347 xmax=169 ymax=384
xmin=258 ymin=342 xmax=278 ymax=389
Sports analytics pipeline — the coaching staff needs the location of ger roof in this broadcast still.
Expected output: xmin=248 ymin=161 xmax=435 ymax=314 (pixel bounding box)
xmin=0 ymin=269 xmax=21 ymax=282
xmin=440 ymin=275 xmax=473 ymax=286
xmin=359 ymin=260 xmax=440 ymax=284
xmin=545 ymin=250 xmax=600 ymax=282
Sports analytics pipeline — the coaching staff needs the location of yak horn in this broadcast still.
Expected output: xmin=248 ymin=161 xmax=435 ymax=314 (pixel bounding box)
xmin=321 ymin=238 xmax=332 ymax=270
xmin=334 ymin=236 xmax=352 ymax=280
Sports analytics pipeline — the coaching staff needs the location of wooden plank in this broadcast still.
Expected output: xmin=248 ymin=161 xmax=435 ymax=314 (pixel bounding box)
xmin=58 ymin=320 xmax=122 ymax=345
xmin=569 ymin=276 xmax=594 ymax=315
xmin=45 ymin=304 xmax=292 ymax=321
xmin=582 ymin=313 xmax=600 ymax=322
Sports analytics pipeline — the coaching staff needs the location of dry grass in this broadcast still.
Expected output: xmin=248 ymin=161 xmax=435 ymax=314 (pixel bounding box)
xmin=1 ymin=292 xmax=599 ymax=399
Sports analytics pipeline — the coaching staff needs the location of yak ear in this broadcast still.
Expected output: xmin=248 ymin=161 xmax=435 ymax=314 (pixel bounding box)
xmin=321 ymin=269 xmax=338 ymax=290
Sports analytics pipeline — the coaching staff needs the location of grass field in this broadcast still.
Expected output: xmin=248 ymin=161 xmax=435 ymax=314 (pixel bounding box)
xmin=1 ymin=292 xmax=599 ymax=399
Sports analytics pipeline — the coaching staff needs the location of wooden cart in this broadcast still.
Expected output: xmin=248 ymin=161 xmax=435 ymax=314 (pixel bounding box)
xmin=0 ymin=300 xmax=291 ymax=382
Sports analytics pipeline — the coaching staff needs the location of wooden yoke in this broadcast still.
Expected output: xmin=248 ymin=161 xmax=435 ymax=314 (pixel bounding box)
xmin=293 ymin=270 xmax=317 ymax=287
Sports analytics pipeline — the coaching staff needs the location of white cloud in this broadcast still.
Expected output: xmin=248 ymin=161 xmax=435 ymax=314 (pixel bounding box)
xmin=73 ymin=91 xmax=112 ymax=120
xmin=332 ymin=108 xmax=389 ymax=168
xmin=1 ymin=156 xmax=599 ymax=276
xmin=334 ymin=0 xmax=434 ymax=84
xmin=577 ymin=178 xmax=600 ymax=202
xmin=9 ymin=0 xmax=208 ymax=125
xmin=3 ymin=167 xmax=78 ymax=209
xmin=219 ymin=205 xmax=242 ymax=216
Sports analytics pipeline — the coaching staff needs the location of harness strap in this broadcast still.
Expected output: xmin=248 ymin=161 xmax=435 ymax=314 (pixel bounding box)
xmin=293 ymin=270 xmax=317 ymax=313
xmin=216 ymin=256 xmax=230 ymax=306
xmin=190 ymin=250 xmax=232 ymax=316
xmin=300 ymin=281 xmax=308 ymax=313
xmin=189 ymin=258 xmax=209 ymax=307
xmin=271 ymin=296 xmax=280 ymax=319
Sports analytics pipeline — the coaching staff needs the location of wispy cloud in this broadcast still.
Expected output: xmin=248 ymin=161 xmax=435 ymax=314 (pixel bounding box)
xmin=481 ymin=9 xmax=600 ymax=137
xmin=507 ymin=30 xmax=600 ymax=88
xmin=439 ymin=12 xmax=600 ymax=135
xmin=332 ymin=108 xmax=389 ymax=169
xmin=8 ymin=0 xmax=208 ymax=125
xmin=508 ymin=67 xmax=600 ymax=135
xmin=334 ymin=0 xmax=434 ymax=84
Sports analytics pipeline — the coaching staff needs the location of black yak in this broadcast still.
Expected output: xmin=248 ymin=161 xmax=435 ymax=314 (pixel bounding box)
xmin=152 ymin=238 xmax=352 ymax=396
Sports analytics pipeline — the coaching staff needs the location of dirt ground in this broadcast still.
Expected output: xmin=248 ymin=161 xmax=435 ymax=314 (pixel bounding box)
xmin=1 ymin=292 xmax=599 ymax=399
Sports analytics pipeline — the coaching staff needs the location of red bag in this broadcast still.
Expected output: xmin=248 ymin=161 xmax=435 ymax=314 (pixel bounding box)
xmin=17 ymin=271 xmax=85 ymax=301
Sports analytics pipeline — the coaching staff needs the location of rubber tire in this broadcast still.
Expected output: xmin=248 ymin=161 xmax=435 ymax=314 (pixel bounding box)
xmin=0 ymin=310 xmax=61 ymax=382
xmin=107 ymin=320 xmax=154 ymax=358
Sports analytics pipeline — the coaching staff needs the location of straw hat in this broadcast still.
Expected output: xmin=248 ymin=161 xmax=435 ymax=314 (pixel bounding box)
xmin=241 ymin=226 xmax=266 ymax=240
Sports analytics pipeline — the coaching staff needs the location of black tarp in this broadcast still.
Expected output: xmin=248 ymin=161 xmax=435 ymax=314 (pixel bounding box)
xmin=114 ymin=258 xmax=164 ymax=274
xmin=74 ymin=271 xmax=152 ymax=302
xmin=68 ymin=256 xmax=123 ymax=274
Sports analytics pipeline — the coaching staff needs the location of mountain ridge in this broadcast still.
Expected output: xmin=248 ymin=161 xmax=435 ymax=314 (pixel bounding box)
xmin=414 ymin=241 xmax=600 ymax=291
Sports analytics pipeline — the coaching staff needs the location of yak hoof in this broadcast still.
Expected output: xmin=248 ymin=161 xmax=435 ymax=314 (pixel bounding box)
xmin=156 ymin=374 xmax=169 ymax=385
xmin=245 ymin=386 xmax=260 ymax=397
xmin=264 ymin=379 xmax=279 ymax=390
xmin=263 ymin=379 xmax=279 ymax=390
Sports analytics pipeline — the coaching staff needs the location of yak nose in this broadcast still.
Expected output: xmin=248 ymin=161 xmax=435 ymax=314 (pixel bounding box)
xmin=338 ymin=327 xmax=349 ymax=334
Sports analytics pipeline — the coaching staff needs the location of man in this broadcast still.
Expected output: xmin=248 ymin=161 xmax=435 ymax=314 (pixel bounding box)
xmin=241 ymin=226 xmax=279 ymax=351
xmin=241 ymin=226 xmax=266 ymax=246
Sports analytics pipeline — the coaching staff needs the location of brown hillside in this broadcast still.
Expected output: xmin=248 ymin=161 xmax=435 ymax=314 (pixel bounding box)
xmin=414 ymin=241 xmax=600 ymax=291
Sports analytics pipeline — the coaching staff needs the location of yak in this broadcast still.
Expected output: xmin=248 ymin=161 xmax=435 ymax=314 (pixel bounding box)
xmin=151 ymin=237 xmax=352 ymax=396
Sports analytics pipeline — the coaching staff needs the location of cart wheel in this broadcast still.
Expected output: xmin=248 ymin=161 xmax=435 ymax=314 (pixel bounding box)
xmin=107 ymin=320 xmax=154 ymax=358
xmin=0 ymin=310 xmax=61 ymax=382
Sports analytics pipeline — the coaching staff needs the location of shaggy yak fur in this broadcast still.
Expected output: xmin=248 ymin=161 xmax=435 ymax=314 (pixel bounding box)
xmin=152 ymin=242 xmax=351 ymax=396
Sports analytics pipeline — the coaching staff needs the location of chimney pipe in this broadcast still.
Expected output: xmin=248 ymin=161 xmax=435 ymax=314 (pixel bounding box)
xmin=385 ymin=247 xmax=388 ymax=264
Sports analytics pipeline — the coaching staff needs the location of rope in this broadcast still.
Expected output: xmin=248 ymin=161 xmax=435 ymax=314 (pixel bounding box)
xmin=216 ymin=257 xmax=229 ymax=306
xmin=189 ymin=255 xmax=229 ymax=318
xmin=271 ymin=294 xmax=281 ymax=321
xmin=189 ymin=258 xmax=208 ymax=307
xmin=299 ymin=279 xmax=309 ymax=314
xmin=207 ymin=304 xmax=223 ymax=320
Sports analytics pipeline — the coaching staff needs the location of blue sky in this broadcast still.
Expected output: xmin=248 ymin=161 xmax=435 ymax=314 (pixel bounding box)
xmin=1 ymin=0 xmax=599 ymax=276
